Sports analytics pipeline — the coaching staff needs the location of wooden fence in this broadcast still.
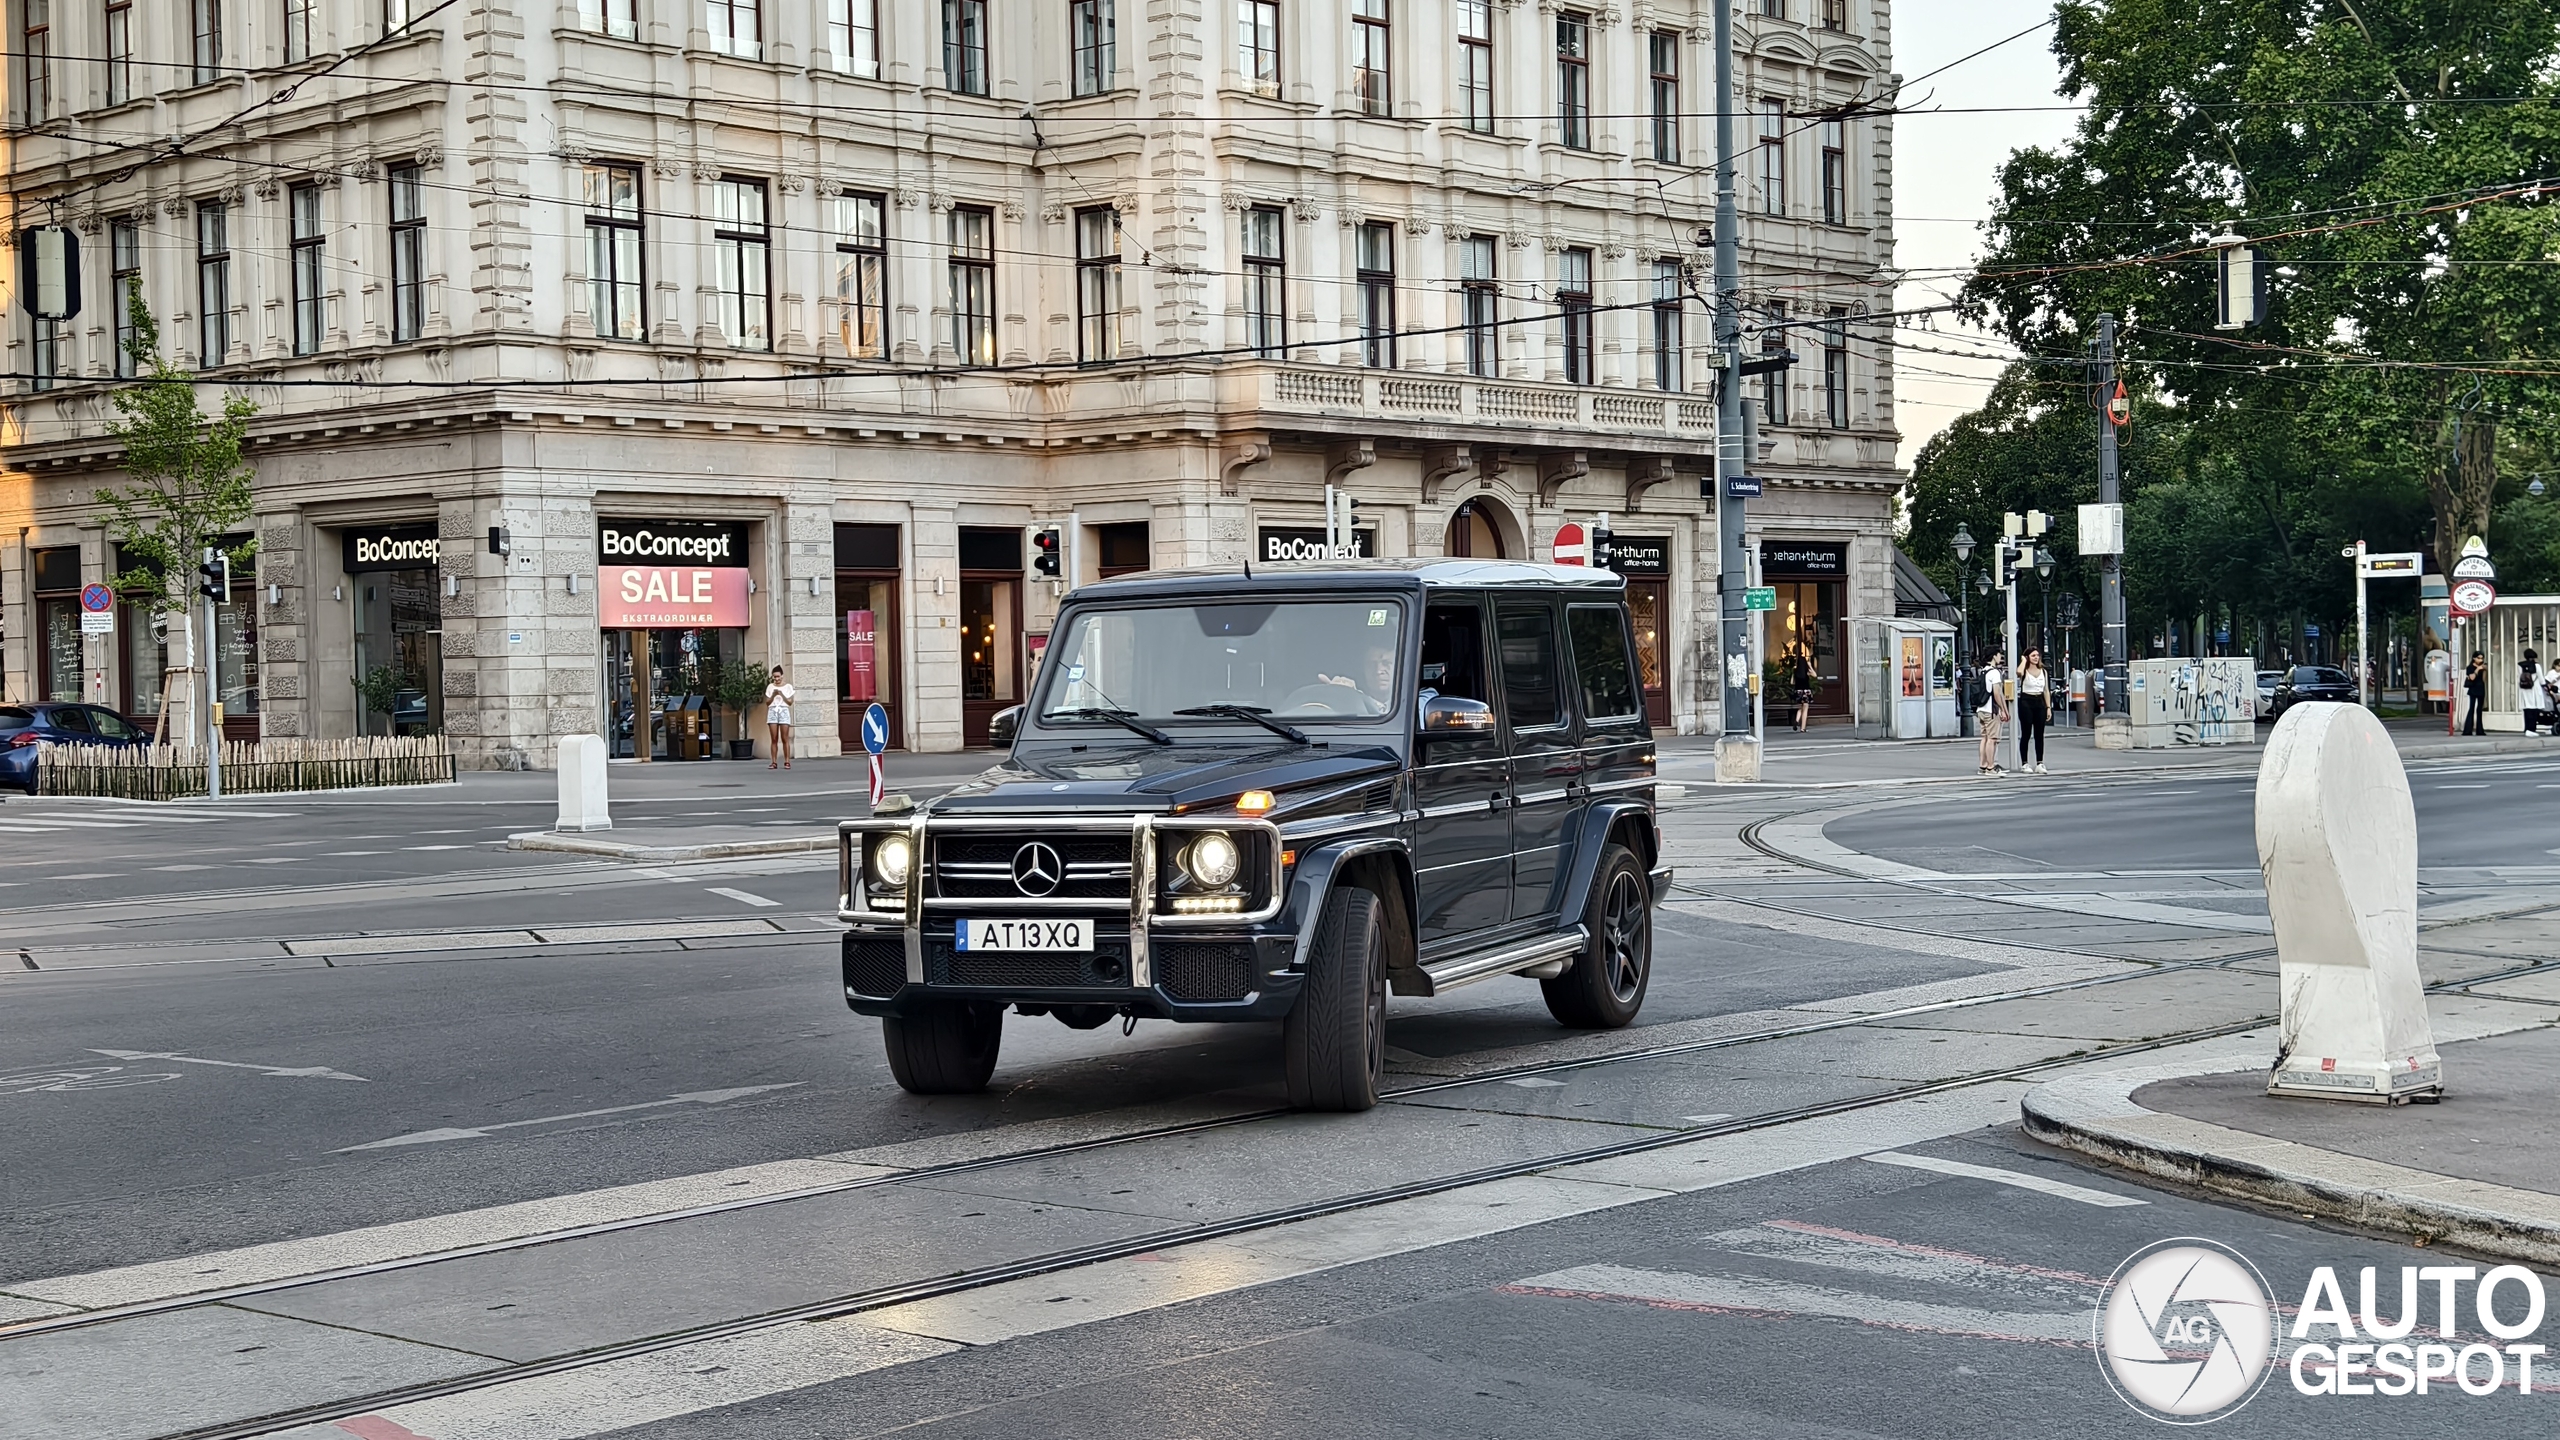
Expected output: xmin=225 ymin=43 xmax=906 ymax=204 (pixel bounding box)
xmin=37 ymin=736 xmax=459 ymax=799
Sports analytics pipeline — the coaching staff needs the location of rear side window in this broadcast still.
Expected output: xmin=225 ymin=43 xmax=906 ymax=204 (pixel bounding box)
xmin=1568 ymin=604 xmax=1639 ymax=722
xmin=1421 ymin=601 xmax=1492 ymax=703
xmin=0 ymin=708 xmax=32 ymax=732
xmin=1496 ymin=604 xmax=1562 ymax=730
xmin=47 ymin=707 xmax=93 ymax=735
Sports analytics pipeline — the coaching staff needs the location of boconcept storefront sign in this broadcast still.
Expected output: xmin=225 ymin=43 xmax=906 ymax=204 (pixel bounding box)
xmin=342 ymin=523 xmax=441 ymax=573
xmin=598 ymin=518 xmax=746 ymax=564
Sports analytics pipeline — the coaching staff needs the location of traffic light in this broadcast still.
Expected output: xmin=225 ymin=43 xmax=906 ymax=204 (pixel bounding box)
xmin=1591 ymin=518 xmax=1614 ymax=571
xmin=197 ymin=549 xmax=226 ymax=603
xmin=1341 ymin=495 xmax=1361 ymax=556
xmin=1031 ymin=526 xmax=1062 ymax=578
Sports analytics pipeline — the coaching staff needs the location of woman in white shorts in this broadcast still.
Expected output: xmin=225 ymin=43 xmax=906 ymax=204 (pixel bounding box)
xmin=763 ymin=666 xmax=795 ymax=769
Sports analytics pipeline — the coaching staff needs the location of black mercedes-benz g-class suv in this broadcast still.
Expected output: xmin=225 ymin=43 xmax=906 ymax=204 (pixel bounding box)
xmin=837 ymin=559 xmax=1669 ymax=1111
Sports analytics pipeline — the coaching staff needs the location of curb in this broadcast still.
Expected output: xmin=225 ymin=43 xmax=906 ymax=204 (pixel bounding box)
xmin=2021 ymin=1059 xmax=2560 ymax=1266
xmin=506 ymin=831 xmax=831 ymax=862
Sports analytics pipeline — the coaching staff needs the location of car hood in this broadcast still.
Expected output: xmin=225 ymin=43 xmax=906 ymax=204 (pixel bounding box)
xmin=928 ymin=740 xmax=1402 ymax=815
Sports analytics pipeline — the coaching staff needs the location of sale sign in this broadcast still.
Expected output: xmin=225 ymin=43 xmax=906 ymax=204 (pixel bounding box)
xmin=845 ymin=609 xmax=877 ymax=701
xmin=599 ymin=565 xmax=749 ymax=627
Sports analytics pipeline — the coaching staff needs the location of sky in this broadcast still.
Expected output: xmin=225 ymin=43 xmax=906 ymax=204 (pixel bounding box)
xmin=1886 ymin=1 xmax=2083 ymax=471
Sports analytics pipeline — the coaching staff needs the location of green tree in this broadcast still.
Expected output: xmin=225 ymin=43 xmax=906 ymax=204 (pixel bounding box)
xmin=95 ymin=290 xmax=258 ymax=742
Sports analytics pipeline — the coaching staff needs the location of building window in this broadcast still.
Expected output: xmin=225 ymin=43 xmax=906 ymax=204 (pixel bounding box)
xmin=1236 ymin=0 xmax=1278 ymax=95
xmin=1356 ymin=221 xmax=1395 ymax=368
xmin=386 ymin=0 xmax=412 ymax=26
xmin=578 ymin=0 xmax=638 ymax=39
xmin=1352 ymin=0 xmax=1389 ymax=116
xmin=1759 ymin=301 xmax=1788 ymax=426
xmin=1070 ymin=0 xmax=1113 ymax=94
xmin=1241 ymin=204 xmax=1285 ymax=354
xmin=30 ymin=318 xmax=57 ymax=392
xmin=389 ymin=163 xmax=426 ymax=342
xmin=711 ymin=177 xmax=771 ymax=352
xmin=1648 ymin=30 xmax=1679 ymax=162
xmin=1758 ymin=99 xmax=1785 ymax=215
xmin=834 ymin=191 xmax=887 ymax=358
xmin=583 ymin=162 xmax=644 ymax=341
xmin=1075 ymin=207 xmax=1122 ymax=363
xmin=105 ymin=0 xmax=132 ymax=104
xmin=829 ymin=0 xmax=878 ymax=74
xmin=23 ymin=0 xmax=50 ymax=121
xmin=950 ymin=205 xmax=995 ymax=364
xmin=1555 ymin=12 xmax=1589 ymax=149
xmin=1823 ymin=308 xmax=1849 ymax=428
xmin=943 ymin=0 xmax=987 ymax=94
xmin=1460 ymin=234 xmax=1498 ymax=378
xmin=191 ymin=0 xmax=220 ymax=83
xmin=1651 ymin=258 xmax=1683 ymax=391
xmin=1757 ymin=0 xmax=1783 ymax=15
xmin=1821 ymin=0 xmax=1847 ymax=30
xmin=1558 ymin=246 xmax=1593 ymax=385
xmin=707 ymin=0 xmax=760 ymax=59
xmin=290 ymin=183 xmax=323 ymax=356
xmin=1456 ymin=0 xmax=1492 ymax=134
xmin=111 ymin=220 xmax=141 ymax=377
xmin=283 ymin=0 xmax=312 ymax=62
xmin=1821 ymin=118 xmax=1847 ymax=225
xmin=196 ymin=201 xmax=232 ymax=366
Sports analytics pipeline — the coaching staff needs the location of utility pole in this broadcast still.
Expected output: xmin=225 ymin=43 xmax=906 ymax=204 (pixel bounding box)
xmin=1711 ymin=0 xmax=1757 ymax=782
xmin=2095 ymin=313 xmax=2130 ymax=746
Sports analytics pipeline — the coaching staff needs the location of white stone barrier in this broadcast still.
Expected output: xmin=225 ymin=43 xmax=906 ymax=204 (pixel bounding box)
xmin=556 ymin=733 xmax=612 ymax=832
xmin=2256 ymin=703 xmax=2440 ymax=1102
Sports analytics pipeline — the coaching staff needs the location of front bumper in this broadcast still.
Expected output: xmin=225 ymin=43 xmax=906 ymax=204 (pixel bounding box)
xmin=840 ymin=925 xmax=1304 ymax=1021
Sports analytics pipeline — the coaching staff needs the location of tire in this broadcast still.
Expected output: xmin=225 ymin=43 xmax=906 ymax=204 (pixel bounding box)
xmin=882 ymin=998 xmax=1004 ymax=1094
xmin=1543 ymin=843 xmax=1652 ymax=1029
xmin=1283 ymin=886 xmax=1386 ymax=1112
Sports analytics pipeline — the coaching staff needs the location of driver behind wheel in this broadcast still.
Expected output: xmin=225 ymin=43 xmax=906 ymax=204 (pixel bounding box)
xmin=1313 ymin=642 xmax=1398 ymax=713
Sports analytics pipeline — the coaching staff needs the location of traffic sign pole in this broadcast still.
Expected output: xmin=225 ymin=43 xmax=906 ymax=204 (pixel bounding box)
xmin=861 ymin=700 xmax=890 ymax=809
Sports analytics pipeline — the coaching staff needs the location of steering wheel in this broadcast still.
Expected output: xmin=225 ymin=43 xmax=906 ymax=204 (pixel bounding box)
xmin=1279 ymin=683 xmax=1386 ymax=717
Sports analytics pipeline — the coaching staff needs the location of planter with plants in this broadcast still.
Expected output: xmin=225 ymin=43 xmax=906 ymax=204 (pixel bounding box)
xmin=708 ymin=659 xmax=770 ymax=760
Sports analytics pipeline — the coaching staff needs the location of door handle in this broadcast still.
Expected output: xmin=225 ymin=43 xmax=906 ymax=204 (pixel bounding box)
xmin=1489 ymin=792 xmax=1510 ymax=811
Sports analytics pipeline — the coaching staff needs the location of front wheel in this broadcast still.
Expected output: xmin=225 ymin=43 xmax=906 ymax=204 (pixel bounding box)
xmin=1283 ymin=886 xmax=1386 ymax=1111
xmin=882 ymin=998 xmax=1004 ymax=1094
xmin=1543 ymin=843 xmax=1652 ymax=1029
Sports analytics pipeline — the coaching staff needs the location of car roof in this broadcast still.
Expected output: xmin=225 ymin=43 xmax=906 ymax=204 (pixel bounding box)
xmin=1071 ymin=558 xmax=1627 ymax=601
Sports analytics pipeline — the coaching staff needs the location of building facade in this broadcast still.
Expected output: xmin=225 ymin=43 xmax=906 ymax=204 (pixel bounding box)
xmin=1 ymin=0 xmax=1901 ymax=764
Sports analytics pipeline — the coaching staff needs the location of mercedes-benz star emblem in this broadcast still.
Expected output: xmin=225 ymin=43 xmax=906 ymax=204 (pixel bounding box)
xmin=1012 ymin=842 xmax=1064 ymax=897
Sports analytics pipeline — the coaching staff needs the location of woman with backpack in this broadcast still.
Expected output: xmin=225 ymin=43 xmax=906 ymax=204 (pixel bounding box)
xmin=1976 ymin=651 xmax=2009 ymax=776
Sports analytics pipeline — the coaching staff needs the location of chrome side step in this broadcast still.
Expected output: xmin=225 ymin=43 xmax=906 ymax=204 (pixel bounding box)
xmin=1419 ymin=927 xmax=1588 ymax=996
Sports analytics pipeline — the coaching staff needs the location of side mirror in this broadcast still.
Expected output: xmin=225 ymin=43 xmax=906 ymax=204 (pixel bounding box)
xmin=1419 ymin=695 xmax=1495 ymax=733
xmin=987 ymin=705 xmax=1022 ymax=747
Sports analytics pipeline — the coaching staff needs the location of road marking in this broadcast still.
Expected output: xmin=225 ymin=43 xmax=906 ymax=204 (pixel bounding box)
xmin=1681 ymin=1113 xmax=1734 ymax=1125
xmin=88 ymin=1049 xmax=368 ymax=1082
xmin=405 ymin=845 xmax=469 ymax=851
xmin=333 ymin=1084 xmax=804 ymax=1151
xmin=706 ymin=886 xmax=779 ymax=908
xmin=151 ymin=864 xmax=217 ymax=872
xmin=243 ymin=857 xmax=299 ymax=864
xmin=1863 ymin=1149 xmax=2147 ymax=1206
xmin=1501 ymin=1077 xmax=1567 ymax=1089
xmin=1 ymin=819 xmax=145 ymax=831
xmin=336 ymin=851 xmax=389 ymax=857
xmin=54 ymin=872 xmax=122 ymax=879
xmin=2439 ymin=783 xmax=2492 ymax=790
xmin=1499 ymin=1263 xmax=2089 ymax=1347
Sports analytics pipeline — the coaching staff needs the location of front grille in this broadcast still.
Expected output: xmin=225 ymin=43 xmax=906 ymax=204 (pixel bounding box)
xmin=1156 ymin=941 xmax=1257 ymax=1002
xmin=932 ymin=832 xmax=1132 ymax=901
xmin=844 ymin=938 xmax=907 ymax=998
xmin=928 ymin=937 xmax=1134 ymax=989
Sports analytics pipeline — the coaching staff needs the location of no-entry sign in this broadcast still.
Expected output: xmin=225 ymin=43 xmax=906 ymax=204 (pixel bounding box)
xmin=1550 ymin=522 xmax=1587 ymax=566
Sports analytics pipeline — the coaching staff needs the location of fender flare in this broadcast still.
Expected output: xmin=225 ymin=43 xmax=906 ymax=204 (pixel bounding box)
xmin=1283 ymin=838 xmax=1413 ymax=972
xmin=1557 ymin=800 xmax=1658 ymax=918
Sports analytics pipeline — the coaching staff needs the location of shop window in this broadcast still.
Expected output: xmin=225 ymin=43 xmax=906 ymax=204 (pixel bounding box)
xmin=836 ymin=522 xmax=902 ymax=749
xmin=1094 ymin=521 xmax=1149 ymax=577
xmin=957 ymin=525 xmax=1022 ymax=573
xmin=958 ymin=525 xmax=1023 ymax=744
xmin=356 ymin=569 xmax=443 ymax=736
xmin=35 ymin=546 xmax=82 ymax=703
xmin=116 ymin=544 xmax=169 ymax=722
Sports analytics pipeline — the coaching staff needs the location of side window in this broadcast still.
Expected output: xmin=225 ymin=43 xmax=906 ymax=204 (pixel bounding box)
xmin=1496 ymin=604 xmax=1561 ymax=730
xmin=1421 ymin=601 xmax=1491 ymax=703
xmin=89 ymin=709 xmax=143 ymax=741
xmin=1568 ymin=603 xmax=1639 ymax=723
xmin=47 ymin=706 xmax=93 ymax=735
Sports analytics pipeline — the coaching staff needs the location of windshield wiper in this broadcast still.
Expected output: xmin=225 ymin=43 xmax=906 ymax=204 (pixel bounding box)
xmin=1174 ymin=704 xmax=1312 ymax=744
xmin=1047 ymin=706 xmax=1175 ymax=744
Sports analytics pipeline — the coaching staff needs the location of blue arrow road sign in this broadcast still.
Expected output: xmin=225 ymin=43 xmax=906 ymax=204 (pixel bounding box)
xmin=861 ymin=702 xmax=890 ymax=755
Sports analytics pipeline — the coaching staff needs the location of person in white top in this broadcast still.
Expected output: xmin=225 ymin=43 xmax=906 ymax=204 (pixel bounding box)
xmin=763 ymin=665 xmax=796 ymax=770
xmin=1976 ymin=652 xmax=2009 ymax=777
xmin=2015 ymin=648 xmax=2052 ymax=773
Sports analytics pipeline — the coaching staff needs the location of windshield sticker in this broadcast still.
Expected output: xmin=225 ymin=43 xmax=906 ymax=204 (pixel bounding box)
xmin=1066 ymin=665 xmax=1085 ymax=683
xmin=1367 ymin=608 xmax=1389 ymax=627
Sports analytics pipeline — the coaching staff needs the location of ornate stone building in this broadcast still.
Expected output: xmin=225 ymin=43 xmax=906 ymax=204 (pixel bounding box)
xmin=1 ymin=0 xmax=1900 ymax=763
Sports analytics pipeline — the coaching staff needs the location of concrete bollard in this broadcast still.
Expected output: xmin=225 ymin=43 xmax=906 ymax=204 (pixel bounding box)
xmin=2256 ymin=703 xmax=2440 ymax=1102
xmin=556 ymin=733 xmax=612 ymax=832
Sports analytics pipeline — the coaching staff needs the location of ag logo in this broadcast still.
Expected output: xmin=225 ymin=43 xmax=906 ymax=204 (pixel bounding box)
xmin=2095 ymin=1239 xmax=2276 ymax=1423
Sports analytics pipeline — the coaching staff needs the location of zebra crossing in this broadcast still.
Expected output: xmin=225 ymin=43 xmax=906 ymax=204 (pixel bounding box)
xmin=0 ymin=802 xmax=300 ymax=834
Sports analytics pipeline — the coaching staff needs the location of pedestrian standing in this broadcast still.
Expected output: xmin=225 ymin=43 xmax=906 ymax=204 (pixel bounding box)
xmin=2462 ymin=651 xmax=2488 ymax=736
xmin=2015 ymin=648 xmax=2052 ymax=773
xmin=1789 ymin=649 xmax=1816 ymax=732
xmin=764 ymin=665 xmax=797 ymax=769
xmin=2522 ymin=649 xmax=2547 ymax=735
xmin=1977 ymin=651 xmax=2009 ymax=776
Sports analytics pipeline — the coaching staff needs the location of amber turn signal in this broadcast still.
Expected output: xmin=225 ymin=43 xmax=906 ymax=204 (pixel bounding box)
xmin=1236 ymin=789 xmax=1275 ymax=815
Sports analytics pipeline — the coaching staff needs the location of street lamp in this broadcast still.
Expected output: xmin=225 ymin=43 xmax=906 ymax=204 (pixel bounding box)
xmin=1952 ymin=524 xmax=1979 ymax=715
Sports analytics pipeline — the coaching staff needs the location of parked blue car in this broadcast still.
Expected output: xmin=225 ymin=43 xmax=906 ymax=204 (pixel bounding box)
xmin=0 ymin=703 xmax=156 ymax=794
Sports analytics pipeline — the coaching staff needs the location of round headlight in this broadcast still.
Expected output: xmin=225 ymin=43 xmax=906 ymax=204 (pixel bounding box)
xmin=871 ymin=834 xmax=913 ymax=888
xmin=1188 ymin=831 xmax=1241 ymax=888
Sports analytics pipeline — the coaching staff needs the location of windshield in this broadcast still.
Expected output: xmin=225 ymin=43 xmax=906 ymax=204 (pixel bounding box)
xmin=1035 ymin=599 xmax=1406 ymax=724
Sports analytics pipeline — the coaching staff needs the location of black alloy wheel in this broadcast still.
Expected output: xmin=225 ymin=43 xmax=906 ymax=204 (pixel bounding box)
xmin=1543 ymin=843 xmax=1652 ymax=1029
xmin=1283 ymin=885 xmax=1386 ymax=1111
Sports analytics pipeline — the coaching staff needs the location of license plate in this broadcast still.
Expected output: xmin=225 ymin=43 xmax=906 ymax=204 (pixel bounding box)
xmin=954 ymin=918 xmax=1093 ymax=952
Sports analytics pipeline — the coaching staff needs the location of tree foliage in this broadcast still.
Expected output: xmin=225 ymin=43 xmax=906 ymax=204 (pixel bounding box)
xmin=97 ymin=290 xmax=258 ymax=611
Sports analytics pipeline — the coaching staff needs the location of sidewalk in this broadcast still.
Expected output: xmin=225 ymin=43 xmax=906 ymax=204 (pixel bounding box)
xmin=2024 ymin=1008 xmax=2560 ymax=1264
